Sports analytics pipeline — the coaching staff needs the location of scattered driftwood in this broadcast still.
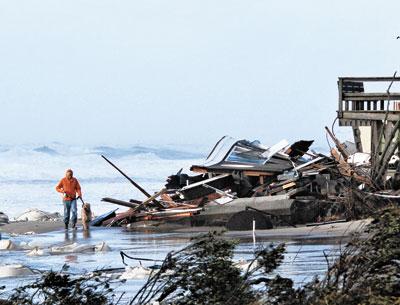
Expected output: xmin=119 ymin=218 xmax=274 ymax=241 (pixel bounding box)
xmin=133 ymin=188 xmax=167 ymax=211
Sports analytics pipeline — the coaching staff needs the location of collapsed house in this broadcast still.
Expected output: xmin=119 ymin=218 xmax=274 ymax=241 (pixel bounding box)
xmin=98 ymin=137 xmax=338 ymax=230
xmin=96 ymin=76 xmax=400 ymax=230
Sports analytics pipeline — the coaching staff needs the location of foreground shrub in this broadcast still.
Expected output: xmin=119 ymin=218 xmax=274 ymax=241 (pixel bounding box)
xmin=300 ymin=208 xmax=400 ymax=305
xmin=130 ymin=231 xmax=286 ymax=305
xmin=7 ymin=265 xmax=123 ymax=305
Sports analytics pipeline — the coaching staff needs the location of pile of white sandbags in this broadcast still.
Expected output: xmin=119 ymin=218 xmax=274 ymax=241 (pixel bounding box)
xmin=15 ymin=209 xmax=62 ymax=222
xmin=119 ymin=265 xmax=152 ymax=280
xmin=49 ymin=242 xmax=111 ymax=255
xmin=26 ymin=247 xmax=45 ymax=256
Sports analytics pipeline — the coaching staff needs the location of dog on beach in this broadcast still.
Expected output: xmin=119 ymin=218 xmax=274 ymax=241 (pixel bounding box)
xmin=81 ymin=203 xmax=93 ymax=231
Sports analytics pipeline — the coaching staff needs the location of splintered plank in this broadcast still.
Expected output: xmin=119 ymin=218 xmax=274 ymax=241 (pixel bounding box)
xmin=102 ymin=197 xmax=139 ymax=209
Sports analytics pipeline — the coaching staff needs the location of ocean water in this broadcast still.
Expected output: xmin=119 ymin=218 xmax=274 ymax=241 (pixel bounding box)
xmin=0 ymin=143 xmax=206 ymax=218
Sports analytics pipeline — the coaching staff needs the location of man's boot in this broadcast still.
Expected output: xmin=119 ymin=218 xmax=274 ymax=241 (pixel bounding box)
xmin=65 ymin=224 xmax=68 ymax=230
xmin=71 ymin=223 xmax=77 ymax=230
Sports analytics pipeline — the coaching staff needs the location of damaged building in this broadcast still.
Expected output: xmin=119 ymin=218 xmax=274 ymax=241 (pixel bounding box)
xmin=96 ymin=76 xmax=400 ymax=230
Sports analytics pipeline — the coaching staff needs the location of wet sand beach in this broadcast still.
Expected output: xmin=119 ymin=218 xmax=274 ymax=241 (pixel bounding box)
xmin=0 ymin=218 xmax=371 ymax=300
xmin=1 ymin=218 xmax=371 ymax=240
xmin=0 ymin=221 xmax=64 ymax=235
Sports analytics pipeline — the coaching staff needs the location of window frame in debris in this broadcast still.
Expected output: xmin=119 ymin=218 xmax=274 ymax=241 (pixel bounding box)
xmin=225 ymin=142 xmax=268 ymax=165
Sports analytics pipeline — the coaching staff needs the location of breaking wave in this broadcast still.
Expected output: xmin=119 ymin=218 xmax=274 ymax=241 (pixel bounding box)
xmin=0 ymin=143 xmax=204 ymax=159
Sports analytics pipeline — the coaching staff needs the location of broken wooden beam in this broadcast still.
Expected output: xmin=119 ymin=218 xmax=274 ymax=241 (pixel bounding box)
xmin=101 ymin=155 xmax=160 ymax=205
xmin=102 ymin=197 xmax=139 ymax=209
xmin=374 ymin=119 xmax=400 ymax=184
xmin=331 ymin=148 xmax=371 ymax=186
xmin=134 ymin=188 xmax=167 ymax=211
xmin=325 ymin=126 xmax=349 ymax=159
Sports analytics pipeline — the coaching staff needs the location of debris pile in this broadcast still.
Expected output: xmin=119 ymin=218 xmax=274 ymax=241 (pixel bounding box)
xmin=96 ymin=135 xmax=360 ymax=230
xmin=96 ymin=75 xmax=400 ymax=230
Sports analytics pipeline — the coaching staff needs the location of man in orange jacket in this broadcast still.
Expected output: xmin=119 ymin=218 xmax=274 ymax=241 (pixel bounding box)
xmin=56 ymin=169 xmax=82 ymax=230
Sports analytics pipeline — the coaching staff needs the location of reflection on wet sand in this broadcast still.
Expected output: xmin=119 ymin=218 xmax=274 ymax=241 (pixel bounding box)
xmin=65 ymin=255 xmax=78 ymax=263
xmin=64 ymin=230 xmax=77 ymax=243
xmin=83 ymin=229 xmax=91 ymax=239
xmin=63 ymin=228 xmax=91 ymax=242
xmin=0 ymin=227 xmax=341 ymax=297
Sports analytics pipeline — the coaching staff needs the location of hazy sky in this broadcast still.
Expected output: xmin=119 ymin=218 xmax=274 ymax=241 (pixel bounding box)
xmin=1 ymin=0 xmax=400 ymax=148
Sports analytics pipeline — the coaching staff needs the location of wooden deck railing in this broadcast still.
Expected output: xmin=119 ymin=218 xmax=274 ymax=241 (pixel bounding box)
xmin=338 ymin=77 xmax=400 ymax=116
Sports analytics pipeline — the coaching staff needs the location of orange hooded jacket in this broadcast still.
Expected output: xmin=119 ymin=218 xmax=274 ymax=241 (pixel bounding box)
xmin=56 ymin=177 xmax=82 ymax=201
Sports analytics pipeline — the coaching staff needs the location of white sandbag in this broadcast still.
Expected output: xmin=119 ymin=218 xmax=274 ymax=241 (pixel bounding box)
xmin=27 ymin=240 xmax=46 ymax=248
xmin=120 ymin=265 xmax=152 ymax=280
xmin=0 ymin=264 xmax=35 ymax=278
xmin=26 ymin=247 xmax=45 ymax=256
xmin=0 ymin=240 xmax=19 ymax=250
xmin=18 ymin=241 xmax=33 ymax=250
xmin=72 ymin=244 xmax=96 ymax=253
xmin=95 ymin=242 xmax=111 ymax=252
xmin=235 ymin=259 xmax=258 ymax=272
xmin=24 ymin=231 xmax=36 ymax=235
xmin=15 ymin=209 xmax=62 ymax=222
xmin=50 ymin=242 xmax=95 ymax=254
